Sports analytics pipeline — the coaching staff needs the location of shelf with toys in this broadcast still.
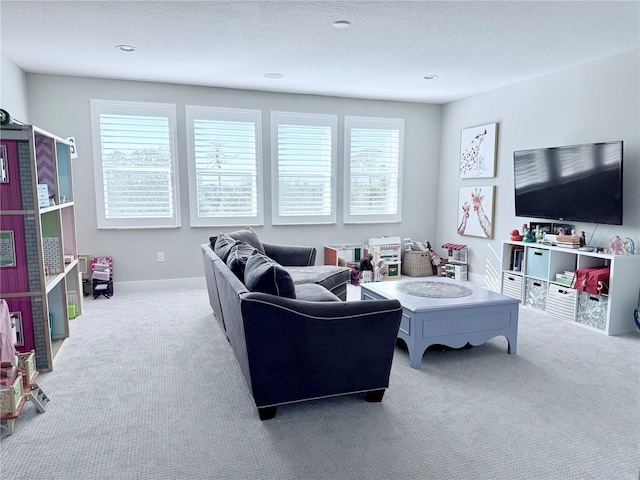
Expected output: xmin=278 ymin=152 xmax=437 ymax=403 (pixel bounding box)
xmin=501 ymin=234 xmax=640 ymax=335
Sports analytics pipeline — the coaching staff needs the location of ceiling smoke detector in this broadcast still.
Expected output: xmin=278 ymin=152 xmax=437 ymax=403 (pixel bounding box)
xmin=115 ymin=44 xmax=136 ymax=52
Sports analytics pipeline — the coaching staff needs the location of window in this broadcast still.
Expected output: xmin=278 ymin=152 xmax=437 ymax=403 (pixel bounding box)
xmin=271 ymin=112 xmax=337 ymax=225
xmin=344 ymin=116 xmax=404 ymax=223
xmin=186 ymin=106 xmax=263 ymax=226
xmin=90 ymin=100 xmax=180 ymax=229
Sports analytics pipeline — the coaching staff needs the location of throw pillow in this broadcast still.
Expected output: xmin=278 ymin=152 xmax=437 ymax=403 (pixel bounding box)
xmin=226 ymin=242 xmax=257 ymax=283
xmin=226 ymin=226 xmax=265 ymax=254
xmin=214 ymin=233 xmax=239 ymax=263
xmin=244 ymin=253 xmax=296 ymax=299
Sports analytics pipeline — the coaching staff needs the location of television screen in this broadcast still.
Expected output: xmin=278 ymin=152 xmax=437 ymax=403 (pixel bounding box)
xmin=513 ymin=141 xmax=623 ymax=225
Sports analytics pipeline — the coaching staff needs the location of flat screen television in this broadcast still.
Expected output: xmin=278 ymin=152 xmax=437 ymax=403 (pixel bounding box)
xmin=513 ymin=140 xmax=623 ymax=225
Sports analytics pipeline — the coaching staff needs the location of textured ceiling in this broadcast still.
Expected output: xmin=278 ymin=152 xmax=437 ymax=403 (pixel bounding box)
xmin=1 ymin=1 xmax=639 ymax=104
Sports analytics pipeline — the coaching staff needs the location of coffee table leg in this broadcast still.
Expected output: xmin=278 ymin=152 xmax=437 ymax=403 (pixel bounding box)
xmin=506 ymin=334 xmax=517 ymax=355
xmin=409 ymin=346 xmax=424 ymax=369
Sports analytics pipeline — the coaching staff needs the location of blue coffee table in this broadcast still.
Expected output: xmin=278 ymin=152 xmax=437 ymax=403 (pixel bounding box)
xmin=360 ymin=277 xmax=520 ymax=369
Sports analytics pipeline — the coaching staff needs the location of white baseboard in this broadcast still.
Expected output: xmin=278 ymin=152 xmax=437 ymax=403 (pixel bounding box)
xmin=114 ymin=277 xmax=207 ymax=292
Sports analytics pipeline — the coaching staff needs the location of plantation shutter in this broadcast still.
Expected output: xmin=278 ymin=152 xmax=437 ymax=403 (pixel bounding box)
xmin=90 ymin=100 xmax=180 ymax=229
xmin=344 ymin=116 xmax=404 ymax=223
xmin=186 ymin=106 xmax=262 ymax=226
xmin=271 ymin=112 xmax=336 ymax=225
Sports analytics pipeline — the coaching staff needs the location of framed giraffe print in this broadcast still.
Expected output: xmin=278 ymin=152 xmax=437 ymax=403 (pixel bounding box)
xmin=457 ymin=186 xmax=495 ymax=238
xmin=459 ymin=123 xmax=498 ymax=178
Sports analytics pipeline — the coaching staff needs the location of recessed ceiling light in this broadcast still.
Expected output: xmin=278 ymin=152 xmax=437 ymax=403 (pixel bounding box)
xmin=263 ymin=73 xmax=284 ymax=79
xmin=333 ymin=20 xmax=351 ymax=28
xmin=423 ymin=75 xmax=439 ymax=80
xmin=115 ymin=44 xmax=136 ymax=52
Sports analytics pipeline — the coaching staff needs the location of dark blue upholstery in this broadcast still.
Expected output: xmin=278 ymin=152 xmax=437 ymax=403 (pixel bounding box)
xmin=244 ymin=252 xmax=296 ymax=299
xmin=201 ymin=243 xmax=402 ymax=419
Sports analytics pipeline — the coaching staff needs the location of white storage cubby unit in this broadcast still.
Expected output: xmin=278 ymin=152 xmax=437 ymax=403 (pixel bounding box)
xmin=501 ymin=241 xmax=640 ymax=335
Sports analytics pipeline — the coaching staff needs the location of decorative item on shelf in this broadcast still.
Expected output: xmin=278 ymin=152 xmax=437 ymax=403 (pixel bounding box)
xmin=442 ymin=243 xmax=468 ymax=265
xmin=522 ymin=228 xmax=536 ymax=243
xmin=555 ymin=235 xmax=580 ymax=249
xmin=624 ymin=237 xmax=635 ymax=255
xmin=510 ymin=229 xmax=523 ymax=241
xmin=534 ymin=225 xmax=544 ymax=242
xmin=607 ymin=236 xmax=625 ymax=255
xmin=580 ymin=231 xmax=586 ymax=247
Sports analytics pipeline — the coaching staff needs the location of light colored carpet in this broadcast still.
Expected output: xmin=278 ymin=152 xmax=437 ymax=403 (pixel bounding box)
xmin=1 ymin=284 xmax=639 ymax=479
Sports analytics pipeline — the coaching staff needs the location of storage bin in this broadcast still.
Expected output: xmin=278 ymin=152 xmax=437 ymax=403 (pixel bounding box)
xmin=402 ymin=251 xmax=433 ymax=277
xmin=502 ymin=272 xmax=523 ymax=300
xmin=526 ymin=247 xmax=549 ymax=280
xmin=546 ymin=284 xmax=577 ymax=321
xmin=524 ymin=277 xmax=547 ymax=310
xmin=576 ymin=292 xmax=608 ymax=330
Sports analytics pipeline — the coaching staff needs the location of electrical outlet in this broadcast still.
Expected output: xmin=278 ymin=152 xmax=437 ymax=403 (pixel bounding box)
xmin=156 ymin=252 xmax=164 ymax=263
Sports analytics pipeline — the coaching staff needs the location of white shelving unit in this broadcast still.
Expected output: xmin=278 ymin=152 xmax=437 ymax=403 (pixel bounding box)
xmin=501 ymin=241 xmax=640 ymax=335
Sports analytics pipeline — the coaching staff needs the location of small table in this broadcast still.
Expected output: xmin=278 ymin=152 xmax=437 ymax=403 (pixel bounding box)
xmin=360 ymin=277 xmax=519 ymax=369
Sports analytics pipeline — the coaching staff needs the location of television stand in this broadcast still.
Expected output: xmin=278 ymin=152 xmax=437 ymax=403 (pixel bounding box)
xmin=500 ymin=240 xmax=640 ymax=335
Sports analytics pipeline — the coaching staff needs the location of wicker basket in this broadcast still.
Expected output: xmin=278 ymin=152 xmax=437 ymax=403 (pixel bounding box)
xmin=402 ymin=251 xmax=433 ymax=277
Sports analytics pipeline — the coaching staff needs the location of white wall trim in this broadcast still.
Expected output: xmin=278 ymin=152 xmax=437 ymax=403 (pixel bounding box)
xmin=114 ymin=277 xmax=206 ymax=292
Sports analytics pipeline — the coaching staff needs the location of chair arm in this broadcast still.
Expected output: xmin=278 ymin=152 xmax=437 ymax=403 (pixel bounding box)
xmin=262 ymin=242 xmax=316 ymax=266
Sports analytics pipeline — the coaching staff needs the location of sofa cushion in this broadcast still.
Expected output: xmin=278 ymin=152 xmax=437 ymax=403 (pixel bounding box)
xmin=226 ymin=242 xmax=257 ymax=283
xmin=213 ymin=233 xmax=239 ymax=263
xmin=285 ymin=265 xmax=350 ymax=300
xmin=294 ymin=283 xmax=342 ymax=302
xmin=226 ymin=227 xmax=265 ymax=254
xmin=244 ymin=253 xmax=296 ymax=299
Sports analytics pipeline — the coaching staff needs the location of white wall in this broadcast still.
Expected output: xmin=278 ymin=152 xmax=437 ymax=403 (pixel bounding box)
xmin=25 ymin=75 xmax=442 ymax=283
xmin=0 ymin=54 xmax=29 ymax=123
xmin=437 ymin=49 xmax=640 ymax=288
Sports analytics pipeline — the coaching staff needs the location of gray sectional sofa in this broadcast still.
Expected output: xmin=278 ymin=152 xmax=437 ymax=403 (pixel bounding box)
xmin=201 ymin=227 xmax=403 ymax=420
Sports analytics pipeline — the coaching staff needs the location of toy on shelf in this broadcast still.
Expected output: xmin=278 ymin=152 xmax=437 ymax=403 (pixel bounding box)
xmin=441 ymin=243 xmax=468 ymax=281
xmin=442 ymin=243 xmax=468 ymax=265
xmin=360 ymin=253 xmax=385 ymax=283
xmin=510 ymin=229 xmax=524 ymax=241
xmin=368 ymin=236 xmax=402 ymax=278
xmin=90 ymin=257 xmax=113 ymax=299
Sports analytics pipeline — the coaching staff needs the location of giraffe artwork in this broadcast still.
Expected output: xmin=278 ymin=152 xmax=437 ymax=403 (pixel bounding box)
xmin=457 ymin=186 xmax=495 ymax=238
xmin=457 ymin=201 xmax=470 ymax=235
xmin=459 ymin=123 xmax=498 ymax=178
xmin=471 ymin=188 xmax=492 ymax=237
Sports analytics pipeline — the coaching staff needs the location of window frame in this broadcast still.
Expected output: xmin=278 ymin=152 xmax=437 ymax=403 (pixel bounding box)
xmin=343 ymin=116 xmax=404 ymax=224
xmin=270 ymin=111 xmax=337 ymax=225
xmin=90 ymin=99 xmax=181 ymax=229
xmin=185 ymin=105 xmax=264 ymax=227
